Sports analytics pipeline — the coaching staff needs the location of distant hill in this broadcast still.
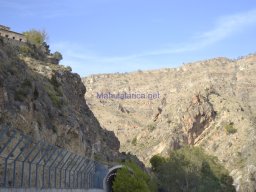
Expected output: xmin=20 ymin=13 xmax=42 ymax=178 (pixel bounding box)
xmin=83 ymin=54 xmax=256 ymax=191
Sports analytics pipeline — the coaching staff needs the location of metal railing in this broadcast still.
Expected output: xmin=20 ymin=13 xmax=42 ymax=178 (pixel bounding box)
xmin=0 ymin=126 xmax=107 ymax=189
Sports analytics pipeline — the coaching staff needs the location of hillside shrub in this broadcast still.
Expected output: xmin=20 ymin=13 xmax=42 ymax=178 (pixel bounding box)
xmin=148 ymin=123 xmax=156 ymax=132
xmin=132 ymin=137 xmax=137 ymax=146
xmin=225 ymin=122 xmax=237 ymax=134
xmin=44 ymin=82 xmax=63 ymax=108
xmin=23 ymin=29 xmax=47 ymax=46
xmin=52 ymin=51 xmax=63 ymax=61
xmin=150 ymin=155 xmax=166 ymax=172
xmin=113 ymin=161 xmax=156 ymax=192
xmin=14 ymin=79 xmax=32 ymax=101
xmin=150 ymin=146 xmax=235 ymax=192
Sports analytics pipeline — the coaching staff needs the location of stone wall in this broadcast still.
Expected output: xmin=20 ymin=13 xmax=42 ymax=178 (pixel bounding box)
xmin=2 ymin=37 xmax=26 ymax=47
xmin=0 ymin=29 xmax=26 ymax=43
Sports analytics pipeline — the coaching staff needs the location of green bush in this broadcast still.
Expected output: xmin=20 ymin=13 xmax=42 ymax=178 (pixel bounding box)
xmin=49 ymin=75 xmax=60 ymax=88
xmin=52 ymin=51 xmax=63 ymax=61
xmin=113 ymin=161 xmax=156 ymax=192
xmin=225 ymin=123 xmax=237 ymax=134
xmin=149 ymin=155 xmax=166 ymax=172
xmin=150 ymin=146 xmax=235 ymax=192
xmin=66 ymin=66 xmax=72 ymax=72
xmin=132 ymin=137 xmax=137 ymax=146
xmin=23 ymin=29 xmax=47 ymax=46
xmin=147 ymin=123 xmax=156 ymax=132
xmin=44 ymin=83 xmax=63 ymax=108
xmin=14 ymin=79 xmax=32 ymax=101
xmin=49 ymin=94 xmax=62 ymax=108
xmin=18 ymin=42 xmax=47 ymax=60
xmin=19 ymin=45 xmax=32 ymax=56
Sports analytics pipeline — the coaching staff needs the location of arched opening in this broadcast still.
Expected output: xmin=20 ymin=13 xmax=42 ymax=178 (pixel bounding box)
xmin=104 ymin=165 xmax=123 ymax=192
xmin=106 ymin=171 xmax=117 ymax=192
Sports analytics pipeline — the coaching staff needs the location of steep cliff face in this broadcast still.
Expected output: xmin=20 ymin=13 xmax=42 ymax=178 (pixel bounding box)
xmin=0 ymin=39 xmax=120 ymax=162
xmin=83 ymin=55 xmax=256 ymax=191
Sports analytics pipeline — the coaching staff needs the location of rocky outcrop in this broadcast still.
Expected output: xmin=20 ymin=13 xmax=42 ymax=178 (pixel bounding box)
xmin=0 ymin=39 xmax=121 ymax=163
xmin=181 ymin=93 xmax=216 ymax=145
xmin=83 ymin=54 xmax=256 ymax=191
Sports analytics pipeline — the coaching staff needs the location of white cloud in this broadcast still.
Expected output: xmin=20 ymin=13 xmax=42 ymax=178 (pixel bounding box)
xmin=52 ymin=41 xmax=165 ymax=76
xmin=194 ymin=9 xmax=256 ymax=49
xmin=52 ymin=9 xmax=256 ymax=75
xmin=145 ymin=9 xmax=256 ymax=55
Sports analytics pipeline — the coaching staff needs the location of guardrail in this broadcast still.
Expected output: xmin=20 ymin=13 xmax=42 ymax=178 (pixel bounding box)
xmin=0 ymin=127 xmax=107 ymax=189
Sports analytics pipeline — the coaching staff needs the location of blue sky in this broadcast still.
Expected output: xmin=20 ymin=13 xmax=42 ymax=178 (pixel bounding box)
xmin=1 ymin=0 xmax=256 ymax=76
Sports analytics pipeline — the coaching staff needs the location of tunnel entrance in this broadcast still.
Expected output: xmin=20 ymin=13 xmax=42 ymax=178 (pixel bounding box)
xmin=106 ymin=171 xmax=117 ymax=192
xmin=104 ymin=165 xmax=123 ymax=192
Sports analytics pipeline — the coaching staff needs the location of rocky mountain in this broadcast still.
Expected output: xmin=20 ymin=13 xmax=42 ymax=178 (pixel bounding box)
xmin=0 ymin=38 xmax=121 ymax=163
xmin=83 ymin=54 xmax=256 ymax=191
